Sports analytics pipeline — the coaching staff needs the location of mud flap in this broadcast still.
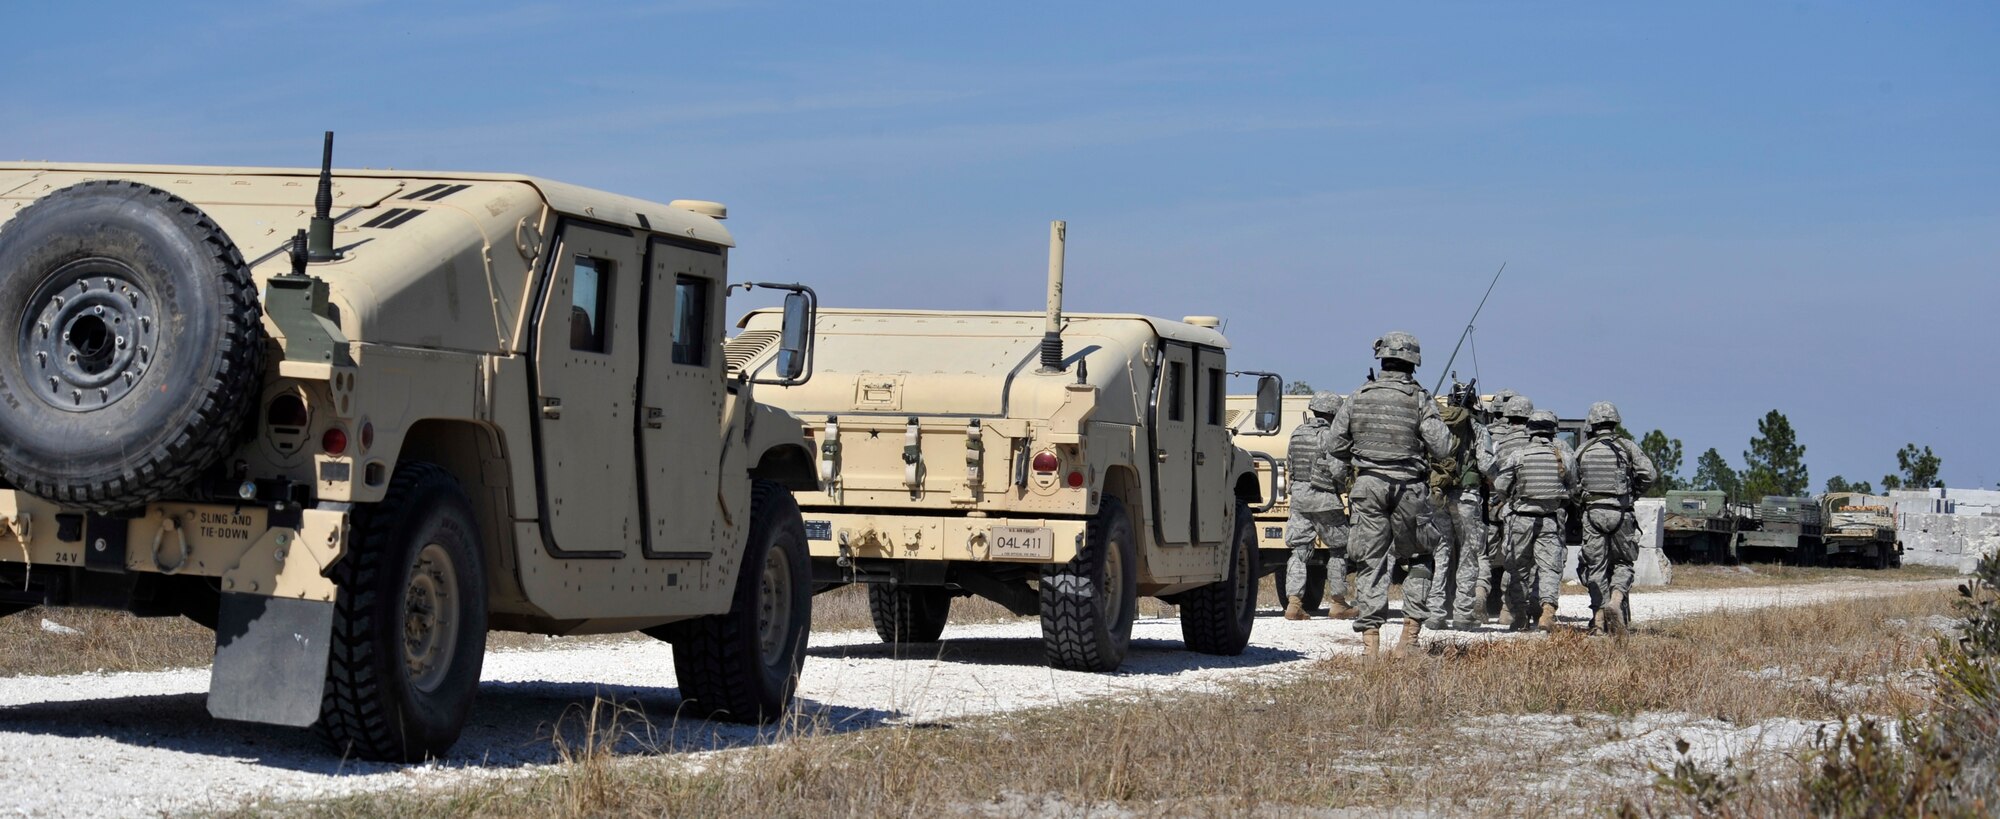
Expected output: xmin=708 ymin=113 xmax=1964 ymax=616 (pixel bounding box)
xmin=207 ymin=593 xmax=334 ymax=727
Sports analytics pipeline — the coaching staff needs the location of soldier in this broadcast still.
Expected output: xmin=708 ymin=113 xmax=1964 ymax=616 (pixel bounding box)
xmin=1478 ymin=393 xmax=1531 ymax=623
xmin=1573 ymin=402 xmax=1658 ymax=636
xmin=1284 ymin=392 xmax=1358 ymax=620
xmin=1329 ymin=332 xmax=1452 ymax=658
xmin=1492 ymin=409 xmax=1576 ymax=631
xmin=1426 ymin=381 xmax=1493 ymax=630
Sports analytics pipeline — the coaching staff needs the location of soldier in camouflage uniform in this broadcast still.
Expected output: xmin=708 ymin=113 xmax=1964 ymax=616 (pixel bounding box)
xmin=1492 ymin=409 xmax=1576 ymax=631
xmin=1573 ymin=401 xmax=1658 ymax=637
xmin=1479 ymin=392 xmax=1531 ymax=623
xmin=1329 ymin=331 xmax=1452 ymax=658
xmin=1284 ymin=392 xmax=1357 ymax=620
xmin=1425 ymin=382 xmax=1493 ymax=630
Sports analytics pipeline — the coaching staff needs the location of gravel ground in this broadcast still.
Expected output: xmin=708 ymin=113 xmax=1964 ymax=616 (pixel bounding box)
xmin=0 ymin=576 xmax=1953 ymax=817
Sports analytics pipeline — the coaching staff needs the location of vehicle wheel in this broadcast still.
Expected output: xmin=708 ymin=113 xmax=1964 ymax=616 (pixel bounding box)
xmin=1271 ymin=560 xmax=1327 ymax=611
xmin=1041 ymin=496 xmax=1138 ymax=672
xmin=317 ymin=462 xmax=489 ymax=762
xmin=867 ymin=584 xmax=951 ymax=644
xmin=1182 ymin=503 xmax=1260 ymax=655
xmin=655 ymin=480 xmax=810 ymax=723
xmin=0 ymin=181 xmax=263 ymax=511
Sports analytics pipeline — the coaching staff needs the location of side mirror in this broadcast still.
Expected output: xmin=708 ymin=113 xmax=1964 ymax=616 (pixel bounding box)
xmin=1254 ymin=374 xmax=1282 ymax=434
xmin=740 ymin=282 xmax=817 ymax=386
xmin=777 ymin=291 xmax=810 ymax=381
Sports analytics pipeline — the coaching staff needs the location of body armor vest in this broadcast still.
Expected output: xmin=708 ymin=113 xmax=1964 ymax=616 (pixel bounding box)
xmin=1577 ymin=437 xmax=1632 ymax=496
xmin=1514 ymin=442 xmax=1568 ymax=501
xmin=1288 ymin=419 xmax=1338 ymax=493
xmin=1348 ymin=379 xmax=1424 ymax=463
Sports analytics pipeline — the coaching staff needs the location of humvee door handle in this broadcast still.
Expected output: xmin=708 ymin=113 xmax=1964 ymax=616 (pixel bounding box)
xmin=541 ymin=397 xmax=562 ymax=420
xmin=645 ymin=407 xmax=664 ymax=429
xmin=1195 ymin=451 xmax=1207 ymax=466
xmin=1156 ymin=449 xmax=1169 ymax=463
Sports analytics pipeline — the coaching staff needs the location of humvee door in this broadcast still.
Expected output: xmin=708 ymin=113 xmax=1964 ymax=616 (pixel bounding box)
xmin=1152 ymin=343 xmax=1196 ymax=545
xmin=530 ymin=223 xmax=644 ymax=556
xmin=637 ymin=237 xmax=730 ymax=558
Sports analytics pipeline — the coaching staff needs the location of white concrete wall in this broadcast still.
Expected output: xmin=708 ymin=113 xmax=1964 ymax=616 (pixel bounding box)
xmin=1896 ymin=511 xmax=2000 ymax=573
xmin=1891 ymin=487 xmax=2000 ymax=517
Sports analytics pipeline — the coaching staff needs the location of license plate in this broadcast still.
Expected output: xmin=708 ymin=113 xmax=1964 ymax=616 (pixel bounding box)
xmin=990 ymin=526 xmax=1055 ymax=560
xmin=1264 ymin=526 xmax=1283 ymax=539
xmin=804 ymin=520 xmax=833 ymax=541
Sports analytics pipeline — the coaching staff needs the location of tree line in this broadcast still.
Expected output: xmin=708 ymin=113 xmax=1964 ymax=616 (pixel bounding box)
xmin=1636 ymin=410 xmax=1947 ymax=500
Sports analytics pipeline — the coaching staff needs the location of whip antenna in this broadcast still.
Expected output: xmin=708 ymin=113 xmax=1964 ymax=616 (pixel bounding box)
xmin=1432 ymin=261 xmax=1506 ymax=395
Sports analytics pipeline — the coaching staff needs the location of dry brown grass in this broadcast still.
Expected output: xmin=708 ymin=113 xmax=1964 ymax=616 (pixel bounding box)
xmin=0 ymin=607 xmax=213 ymax=677
xmin=270 ymin=587 xmax=1959 ymax=818
xmin=1645 ymin=563 xmax=1957 ymax=592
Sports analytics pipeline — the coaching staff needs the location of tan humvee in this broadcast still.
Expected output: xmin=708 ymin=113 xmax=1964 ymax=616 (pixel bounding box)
xmin=0 ymin=136 xmax=820 ymax=761
xmin=733 ymin=222 xmax=1280 ymax=672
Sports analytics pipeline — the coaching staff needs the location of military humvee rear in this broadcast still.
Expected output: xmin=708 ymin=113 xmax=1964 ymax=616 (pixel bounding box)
xmin=734 ymin=222 xmax=1280 ymax=672
xmin=0 ymin=136 xmax=820 ymax=761
xmin=1225 ymin=393 xmax=1339 ymax=608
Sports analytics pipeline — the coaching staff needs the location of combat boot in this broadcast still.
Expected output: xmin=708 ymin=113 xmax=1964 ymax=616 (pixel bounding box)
xmin=1537 ymin=602 xmax=1558 ymax=631
xmin=1424 ymin=614 xmax=1449 ymax=630
xmin=1326 ymin=594 xmax=1360 ymax=620
xmin=1391 ymin=618 xmax=1423 ymax=658
xmin=1284 ymin=598 xmax=1312 ymax=621
xmin=1606 ymin=589 xmax=1629 ymax=638
xmin=1361 ymin=628 xmax=1381 ymax=660
xmin=1588 ymin=608 xmax=1606 ymax=635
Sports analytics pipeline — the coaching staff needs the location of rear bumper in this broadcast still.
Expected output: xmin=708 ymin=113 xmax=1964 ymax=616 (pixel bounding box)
xmin=799 ymin=509 xmax=1089 ymax=565
xmin=0 ymin=491 xmax=346 ymax=602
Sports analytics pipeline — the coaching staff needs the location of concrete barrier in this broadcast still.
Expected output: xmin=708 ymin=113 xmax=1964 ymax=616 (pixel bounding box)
xmin=1897 ymin=512 xmax=2000 ymax=573
xmin=1559 ymin=498 xmax=1672 ymax=586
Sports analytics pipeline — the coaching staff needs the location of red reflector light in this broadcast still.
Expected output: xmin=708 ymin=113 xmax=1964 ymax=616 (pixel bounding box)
xmin=1066 ymin=471 xmax=1085 ymax=488
xmin=322 ymin=427 xmax=348 ymax=456
xmin=1032 ymin=451 xmax=1059 ymax=472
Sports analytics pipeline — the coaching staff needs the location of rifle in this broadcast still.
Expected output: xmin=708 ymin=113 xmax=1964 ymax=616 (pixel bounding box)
xmin=1432 ymin=262 xmax=1507 ymax=396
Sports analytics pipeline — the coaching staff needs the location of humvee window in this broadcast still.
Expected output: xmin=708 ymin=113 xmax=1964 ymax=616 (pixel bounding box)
xmin=570 ymin=255 xmax=613 ymax=352
xmin=673 ymin=276 xmax=709 ymax=366
xmin=1206 ymin=367 xmax=1224 ymax=425
xmin=1166 ymin=361 xmax=1186 ymax=421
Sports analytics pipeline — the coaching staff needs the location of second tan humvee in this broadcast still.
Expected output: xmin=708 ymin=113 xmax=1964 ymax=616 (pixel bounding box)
xmin=732 ymin=223 xmax=1279 ymax=672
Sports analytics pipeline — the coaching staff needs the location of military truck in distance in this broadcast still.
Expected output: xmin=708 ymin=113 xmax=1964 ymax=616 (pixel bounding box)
xmin=1819 ymin=492 xmax=1900 ymax=569
xmin=1226 ymin=393 xmax=1336 ymax=609
xmin=1736 ymin=496 xmax=1827 ymax=565
xmin=1661 ymin=490 xmax=1739 ymax=563
xmin=0 ymin=138 xmax=821 ymax=762
xmin=736 ymin=222 xmax=1279 ymax=672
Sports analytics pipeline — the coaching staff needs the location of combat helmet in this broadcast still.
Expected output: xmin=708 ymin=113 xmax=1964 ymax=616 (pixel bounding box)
xmin=1587 ymin=401 xmax=1621 ymax=428
xmin=1308 ymin=391 xmax=1343 ymax=415
xmin=1371 ymin=331 xmax=1421 ymax=366
xmin=1504 ymin=394 xmax=1534 ymax=420
xmin=1528 ymin=409 xmax=1558 ymax=431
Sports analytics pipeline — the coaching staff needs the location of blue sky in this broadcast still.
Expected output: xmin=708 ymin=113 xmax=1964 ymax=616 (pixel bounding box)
xmin=4 ymin=1 xmax=1994 ymax=490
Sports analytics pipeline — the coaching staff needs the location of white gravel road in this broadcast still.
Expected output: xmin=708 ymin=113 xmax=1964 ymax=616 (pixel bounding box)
xmin=0 ymin=577 xmax=1953 ymax=817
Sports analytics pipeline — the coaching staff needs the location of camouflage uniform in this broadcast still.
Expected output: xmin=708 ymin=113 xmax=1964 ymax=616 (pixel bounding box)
xmin=1492 ymin=410 xmax=1576 ymax=630
xmin=1481 ymin=394 xmax=1531 ymax=621
xmin=1329 ymin=332 xmax=1451 ymax=654
xmin=1573 ymin=402 xmax=1658 ymax=633
xmin=1425 ymin=398 xmax=1493 ymax=629
xmin=1284 ymin=393 xmax=1351 ymax=616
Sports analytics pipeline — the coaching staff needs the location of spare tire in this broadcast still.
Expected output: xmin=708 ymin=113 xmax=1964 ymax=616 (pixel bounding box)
xmin=0 ymin=180 xmax=263 ymax=511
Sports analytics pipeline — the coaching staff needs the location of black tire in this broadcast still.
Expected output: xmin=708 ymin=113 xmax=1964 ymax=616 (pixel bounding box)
xmin=317 ymin=462 xmax=489 ymax=762
xmin=1272 ymin=560 xmax=1328 ymax=611
xmin=1182 ymin=504 xmax=1260 ymax=655
xmin=0 ymin=181 xmax=263 ymax=511
xmin=656 ymin=480 xmax=811 ymax=724
xmin=867 ymin=584 xmax=952 ymax=644
xmin=1041 ymin=496 xmax=1138 ymax=672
